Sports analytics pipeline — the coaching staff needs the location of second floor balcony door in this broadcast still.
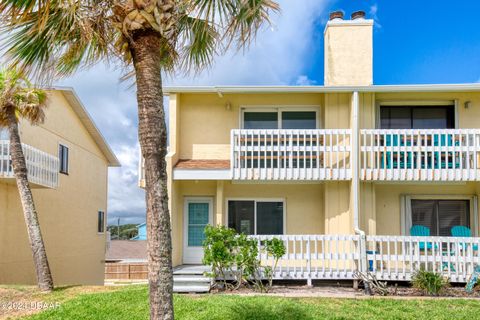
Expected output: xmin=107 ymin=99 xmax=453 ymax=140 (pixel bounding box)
xmin=380 ymin=105 xmax=455 ymax=129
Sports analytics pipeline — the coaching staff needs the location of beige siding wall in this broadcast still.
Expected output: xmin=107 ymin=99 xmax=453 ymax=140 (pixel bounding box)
xmin=0 ymin=91 xmax=109 ymax=285
xmin=178 ymin=93 xmax=324 ymax=160
xmin=170 ymin=180 xmax=325 ymax=266
xmin=167 ymin=90 xmax=480 ymax=264
xmin=376 ymin=183 xmax=480 ymax=236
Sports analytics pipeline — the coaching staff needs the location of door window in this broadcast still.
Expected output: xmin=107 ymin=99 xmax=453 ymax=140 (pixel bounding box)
xmin=187 ymin=202 xmax=210 ymax=246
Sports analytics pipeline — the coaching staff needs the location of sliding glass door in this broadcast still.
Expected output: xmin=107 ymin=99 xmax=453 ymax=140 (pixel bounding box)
xmin=228 ymin=200 xmax=284 ymax=235
xmin=411 ymin=199 xmax=470 ymax=236
xmin=380 ymin=105 xmax=454 ymax=129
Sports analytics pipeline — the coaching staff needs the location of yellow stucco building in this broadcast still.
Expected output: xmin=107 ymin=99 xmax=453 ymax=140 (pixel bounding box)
xmin=140 ymin=11 xmax=480 ymax=284
xmin=0 ymin=87 xmax=119 ymax=286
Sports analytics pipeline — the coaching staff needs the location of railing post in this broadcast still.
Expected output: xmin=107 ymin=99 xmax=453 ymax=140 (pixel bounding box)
xmin=306 ymin=237 xmax=312 ymax=286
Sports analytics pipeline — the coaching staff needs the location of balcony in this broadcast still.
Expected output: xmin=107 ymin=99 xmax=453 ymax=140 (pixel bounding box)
xmin=0 ymin=140 xmax=59 ymax=188
xmin=231 ymin=129 xmax=351 ymax=181
xmin=360 ymin=129 xmax=480 ymax=182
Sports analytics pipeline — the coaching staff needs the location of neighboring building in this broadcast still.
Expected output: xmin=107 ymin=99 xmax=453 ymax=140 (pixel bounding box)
xmin=105 ymin=240 xmax=147 ymax=263
xmin=0 ymin=87 xmax=120 ymax=286
xmin=140 ymin=11 xmax=480 ymax=283
xmin=131 ymin=223 xmax=146 ymax=240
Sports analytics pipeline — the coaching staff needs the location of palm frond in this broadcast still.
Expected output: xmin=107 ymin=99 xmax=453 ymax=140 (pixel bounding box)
xmin=0 ymin=67 xmax=47 ymax=127
xmin=177 ymin=15 xmax=218 ymax=73
xmin=0 ymin=0 xmax=114 ymax=83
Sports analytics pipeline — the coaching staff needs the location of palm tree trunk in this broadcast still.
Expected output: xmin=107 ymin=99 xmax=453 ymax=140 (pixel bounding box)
xmin=131 ymin=30 xmax=174 ymax=320
xmin=6 ymin=111 xmax=53 ymax=292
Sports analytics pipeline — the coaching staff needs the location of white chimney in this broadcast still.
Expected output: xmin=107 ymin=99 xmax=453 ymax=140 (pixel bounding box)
xmin=324 ymin=10 xmax=374 ymax=86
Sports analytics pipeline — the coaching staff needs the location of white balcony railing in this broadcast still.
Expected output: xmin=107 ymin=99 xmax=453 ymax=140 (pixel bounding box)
xmin=0 ymin=140 xmax=59 ymax=188
xmin=360 ymin=129 xmax=480 ymax=181
xmin=231 ymin=129 xmax=351 ymax=180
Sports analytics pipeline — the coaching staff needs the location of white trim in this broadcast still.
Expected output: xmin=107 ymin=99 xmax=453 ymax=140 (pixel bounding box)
xmin=240 ymin=106 xmax=321 ymax=129
xmin=377 ymin=100 xmax=455 ymax=106
xmin=183 ymin=197 xmax=213 ymax=264
xmin=225 ymin=198 xmax=286 ymax=235
xmin=173 ymin=169 xmax=230 ymax=180
xmin=454 ymin=99 xmax=460 ymax=129
xmin=163 ymin=83 xmax=480 ymax=95
xmin=401 ymin=194 xmax=477 ymax=236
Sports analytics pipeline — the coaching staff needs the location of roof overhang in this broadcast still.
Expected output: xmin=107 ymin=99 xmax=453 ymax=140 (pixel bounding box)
xmin=163 ymin=83 xmax=480 ymax=95
xmin=49 ymin=86 xmax=121 ymax=167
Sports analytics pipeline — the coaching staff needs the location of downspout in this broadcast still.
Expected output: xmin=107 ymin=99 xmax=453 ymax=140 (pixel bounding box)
xmin=352 ymin=91 xmax=369 ymax=288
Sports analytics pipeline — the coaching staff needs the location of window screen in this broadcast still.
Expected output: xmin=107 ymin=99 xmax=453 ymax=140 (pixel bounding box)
xmin=256 ymin=202 xmax=283 ymax=235
xmin=411 ymin=199 xmax=470 ymax=236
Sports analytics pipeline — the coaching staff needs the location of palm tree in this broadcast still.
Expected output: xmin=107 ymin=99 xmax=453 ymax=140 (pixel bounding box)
xmin=0 ymin=0 xmax=279 ymax=318
xmin=0 ymin=68 xmax=53 ymax=292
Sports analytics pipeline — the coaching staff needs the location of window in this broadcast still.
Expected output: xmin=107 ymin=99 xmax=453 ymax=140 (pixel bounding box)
xmin=242 ymin=109 xmax=318 ymax=129
xmin=244 ymin=112 xmax=278 ymax=129
xmin=281 ymin=111 xmax=316 ymax=129
xmin=228 ymin=200 xmax=284 ymax=235
xmin=98 ymin=211 xmax=105 ymax=233
xmin=380 ymin=105 xmax=455 ymax=129
xmin=410 ymin=199 xmax=470 ymax=236
xmin=59 ymin=144 xmax=69 ymax=174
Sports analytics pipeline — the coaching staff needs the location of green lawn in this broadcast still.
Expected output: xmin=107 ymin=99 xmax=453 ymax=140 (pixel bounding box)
xmin=15 ymin=285 xmax=480 ymax=320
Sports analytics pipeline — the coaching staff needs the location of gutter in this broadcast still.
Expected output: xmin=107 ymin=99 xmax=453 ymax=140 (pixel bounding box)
xmin=163 ymin=83 xmax=480 ymax=95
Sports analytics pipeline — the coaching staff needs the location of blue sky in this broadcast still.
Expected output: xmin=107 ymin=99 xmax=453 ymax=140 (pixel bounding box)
xmin=57 ymin=1 xmax=480 ymax=225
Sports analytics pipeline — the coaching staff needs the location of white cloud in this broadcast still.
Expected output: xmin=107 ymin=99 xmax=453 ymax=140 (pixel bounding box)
xmin=57 ymin=0 xmax=331 ymax=225
xmin=369 ymin=3 xmax=381 ymax=29
xmin=295 ymin=75 xmax=317 ymax=86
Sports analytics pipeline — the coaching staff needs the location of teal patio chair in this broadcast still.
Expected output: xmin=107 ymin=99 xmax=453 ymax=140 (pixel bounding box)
xmin=410 ymin=225 xmax=436 ymax=250
xmin=451 ymin=226 xmax=478 ymax=251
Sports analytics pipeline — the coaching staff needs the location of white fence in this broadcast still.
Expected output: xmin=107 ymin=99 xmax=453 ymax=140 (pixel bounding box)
xmin=253 ymin=235 xmax=361 ymax=281
xmin=366 ymin=235 xmax=480 ymax=283
xmin=231 ymin=129 xmax=351 ymax=180
xmin=361 ymin=129 xmax=480 ymax=181
xmin=0 ymin=140 xmax=59 ymax=188
xmin=252 ymin=234 xmax=480 ymax=283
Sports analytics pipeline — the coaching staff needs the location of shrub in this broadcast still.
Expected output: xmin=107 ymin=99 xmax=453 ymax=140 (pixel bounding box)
xmin=411 ymin=269 xmax=449 ymax=296
xmin=202 ymin=225 xmax=236 ymax=289
xmin=202 ymin=225 xmax=286 ymax=292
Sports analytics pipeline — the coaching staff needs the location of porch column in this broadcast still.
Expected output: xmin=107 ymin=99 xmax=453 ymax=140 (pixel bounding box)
xmin=215 ymin=180 xmax=224 ymax=226
xmin=351 ymin=91 xmax=361 ymax=231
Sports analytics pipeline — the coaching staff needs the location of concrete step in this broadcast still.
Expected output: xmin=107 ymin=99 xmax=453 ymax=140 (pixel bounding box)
xmin=173 ymin=283 xmax=211 ymax=293
xmin=174 ymin=275 xmax=211 ymax=283
xmin=173 ymin=266 xmax=210 ymax=275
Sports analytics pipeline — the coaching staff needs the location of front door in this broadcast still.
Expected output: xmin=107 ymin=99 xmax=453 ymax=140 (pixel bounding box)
xmin=183 ymin=197 xmax=213 ymax=264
